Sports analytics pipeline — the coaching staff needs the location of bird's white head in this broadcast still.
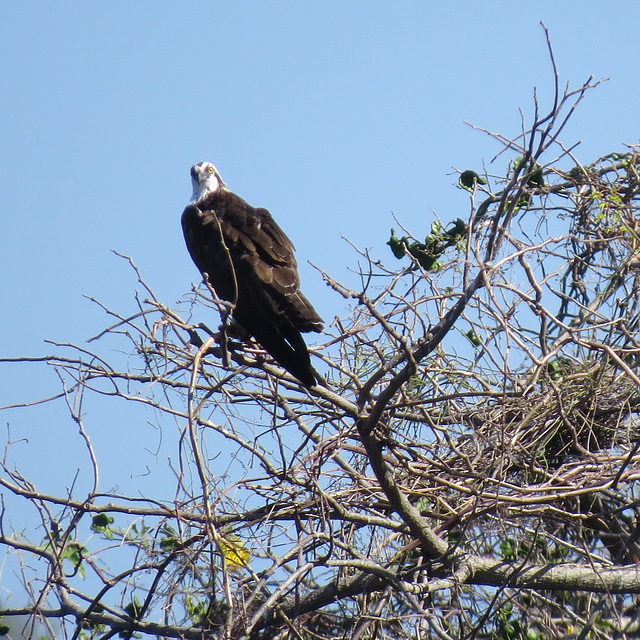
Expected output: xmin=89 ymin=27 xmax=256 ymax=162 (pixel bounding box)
xmin=190 ymin=161 xmax=225 ymax=203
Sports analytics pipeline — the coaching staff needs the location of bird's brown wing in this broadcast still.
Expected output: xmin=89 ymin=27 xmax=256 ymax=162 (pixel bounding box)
xmin=182 ymin=190 xmax=323 ymax=386
xmin=215 ymin=193 xmax=323 ymax=333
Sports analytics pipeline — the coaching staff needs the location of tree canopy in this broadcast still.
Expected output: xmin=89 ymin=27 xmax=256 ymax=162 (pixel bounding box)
xmin=3 ymin=60 xmax=640 ymax=640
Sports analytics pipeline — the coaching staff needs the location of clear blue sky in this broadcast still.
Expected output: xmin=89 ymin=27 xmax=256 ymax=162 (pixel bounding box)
xmin=2 ymin=2 xmax=639 ymax=359
xmin=1 ymin=1 xmax=639 ymax=603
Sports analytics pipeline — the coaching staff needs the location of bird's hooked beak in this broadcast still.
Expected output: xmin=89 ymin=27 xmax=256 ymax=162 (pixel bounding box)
xmin=190 ymin=166 xmax=204 ymax=202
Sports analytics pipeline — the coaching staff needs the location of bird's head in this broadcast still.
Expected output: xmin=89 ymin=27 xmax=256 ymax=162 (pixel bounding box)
xmin=190 ymin=161 xmax=225 ymax=203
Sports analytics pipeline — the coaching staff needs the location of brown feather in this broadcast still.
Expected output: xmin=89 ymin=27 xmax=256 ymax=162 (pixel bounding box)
xmin=182 ymin=188 xmax=323 ymax=386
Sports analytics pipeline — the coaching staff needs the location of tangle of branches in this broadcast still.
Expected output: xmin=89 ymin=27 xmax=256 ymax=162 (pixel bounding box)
xmin=3 ymin=51 xmax=640 ymax=640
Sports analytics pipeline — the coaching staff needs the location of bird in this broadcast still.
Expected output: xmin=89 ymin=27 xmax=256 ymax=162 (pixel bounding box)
xmin=181 ymin=161 xmax=324 ymax=387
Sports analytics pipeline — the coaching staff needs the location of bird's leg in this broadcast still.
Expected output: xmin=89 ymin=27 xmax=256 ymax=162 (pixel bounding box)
xmin=187 ymin=328 xmax=204 ymax=348
xmin=225 ymin=317 xmax=249 ymax=340
xmin=187 ymin=319 xmax=218 ymax=347
xmin=186 ymin=323 xmax=226 ymax=360
xmin=216 ymin=315 xmax=248 ymax=367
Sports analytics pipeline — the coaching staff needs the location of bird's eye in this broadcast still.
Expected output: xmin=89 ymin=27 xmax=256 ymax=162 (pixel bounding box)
xmin=207 ymin=166 xmax=214 ymax=174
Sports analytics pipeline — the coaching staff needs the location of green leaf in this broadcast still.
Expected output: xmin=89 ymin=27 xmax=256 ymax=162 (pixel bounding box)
xmin=160 ymin=537 xmax=181 ymax=551
xmin=159 ymin=524 xmax=181 ymax=551
xmin=409 ymin=244 xmax=439 ymax=270
xmin=447 ymin=528 xmax=463 ymax=544
xmin=500 ymin=538 xmax=517 ymax=561
xmin=569 ymin=165 xmax=583 ymax=178
xmin=91 ymin=513 xmax=113 ymax=528
xmin=387 ymin=228 xmax=407 ymax=259
xmin=546 ymin=356 xmax=573 ymax=380
xmin=91 ymin=514 xmax=115 ymax=538
xmin=517 ymin=193 xmax=532 ymax=208
xmin=446 ymin=218 xmax=468 ymax=238
xmin=184 ymin=595 xmax=226 ymax=627
xmin=124 ymin=596 xmax=143 ymax=619
xmin=389 ymin=218 xmax=467 ymax=271
xmin=62 ymin=542 xmax=86 ymax=578
xmin=464 ymin=329 xmax=482 ymax=347
xmin=513 ymin=156 xmax=544 ymax=187
xmin=125 ymin=521 xmax=150 ymax=541
xmin=429 ymin=220 xmax=443 ymax=237
xmin=459 ymin=169 xmax=487 ymax=191
xmin=528 ymin=165 xmax=545 ymax=187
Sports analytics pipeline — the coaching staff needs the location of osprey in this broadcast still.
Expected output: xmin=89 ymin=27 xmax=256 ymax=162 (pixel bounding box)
xmin=182 ymin=162 xmax=324 ymax=387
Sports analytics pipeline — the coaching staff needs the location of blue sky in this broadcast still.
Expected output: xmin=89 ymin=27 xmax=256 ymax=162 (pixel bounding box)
xmin=1 ymin=1 xmax=639 ymax=602
xmin=1 ymin=3 xmax=638 ymax=360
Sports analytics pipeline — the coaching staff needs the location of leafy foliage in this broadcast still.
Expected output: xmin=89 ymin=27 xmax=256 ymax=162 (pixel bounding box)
xmin=459 ymin=169 xmax=488 ymax=190
xmin=387 ymin=218 xmax=467 ymax=270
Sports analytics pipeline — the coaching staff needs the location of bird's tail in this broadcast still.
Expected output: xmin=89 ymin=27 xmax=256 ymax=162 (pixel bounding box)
xmin=251 ymin=323 xmax=317 ymax=387
xmin=288 ymin=291 xmax=324 ymax=334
